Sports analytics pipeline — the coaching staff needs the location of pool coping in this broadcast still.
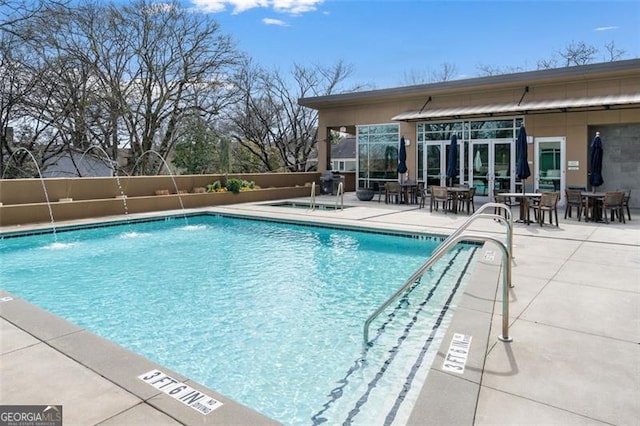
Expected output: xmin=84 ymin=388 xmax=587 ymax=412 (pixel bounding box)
xmin=0 ymin=205 xmax=502 ymax=425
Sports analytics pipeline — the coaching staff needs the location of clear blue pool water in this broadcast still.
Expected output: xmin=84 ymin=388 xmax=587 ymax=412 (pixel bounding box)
xmin=0 ymin=214 xmax=477 ymax=425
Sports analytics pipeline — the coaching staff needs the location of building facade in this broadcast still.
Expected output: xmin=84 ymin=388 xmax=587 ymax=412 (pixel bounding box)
xmin=299 ymin=59 xmax=640 ymax=206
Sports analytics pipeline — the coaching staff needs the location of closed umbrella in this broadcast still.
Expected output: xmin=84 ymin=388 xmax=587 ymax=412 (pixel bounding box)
xmin=397 ymin=136 xmax=408 ymax=183
xmin=589 ymin=132 xmax=604 ymax=191
xmin=446 ymin=134 xmax=458 ymax=186
xmin=515 ymin=125 xmax=531 ymax=194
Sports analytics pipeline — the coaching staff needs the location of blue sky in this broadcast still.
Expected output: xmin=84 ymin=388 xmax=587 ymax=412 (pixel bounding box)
xmin=192 ymin=0 xmax=640 ymax=89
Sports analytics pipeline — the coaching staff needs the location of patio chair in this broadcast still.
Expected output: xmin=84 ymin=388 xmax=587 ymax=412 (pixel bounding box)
xmin=602 ymin=191 xmax=626 ymax=224
xmin=564 ymin=189 xmax=585 ymax=221
xmin=375 ymin=182 xmax=386 ymax=203
xmin=458 ymin=186 xmax=476 ymax=214
xmin=430 ymin=186 xmax=449 ymax=213
xmin=419 ymin=184 xmax=432 ymax=209
xmin=385 ymin=182 xmax=402 ymax=204
xmin=415 ymin=182 xmax=426 ymax=207
xmin=530 ymin=191 xmax=559 ymax=227
xmin=618 ymin=188 xmax=632 ymax=220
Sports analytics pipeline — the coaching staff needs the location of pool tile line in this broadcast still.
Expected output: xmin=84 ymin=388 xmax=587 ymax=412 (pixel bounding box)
xmin=310 ymin=265 xmax=428 ymax=424
xmin=343 ymin=247 xmax=473 ymax=424
xmin=311 ymin=248 xmax=471 ymax=424
xmin=384 ymin=247 xmax=479 ymax=425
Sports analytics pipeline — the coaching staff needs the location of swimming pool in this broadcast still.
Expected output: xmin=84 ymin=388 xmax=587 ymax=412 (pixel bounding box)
xmin=0 ymin=214 xmax=478 ymax=425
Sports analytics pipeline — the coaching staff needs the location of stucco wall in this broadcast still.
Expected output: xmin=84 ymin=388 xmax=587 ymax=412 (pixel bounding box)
xmin=315 ymin=72 xmax=640 ymax=190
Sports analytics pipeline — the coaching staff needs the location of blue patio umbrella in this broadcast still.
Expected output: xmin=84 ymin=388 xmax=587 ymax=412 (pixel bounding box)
xmin=515 ymin=125 xmax=531 ymax=194
xmin=446 ymin=134 xmax=458 ymax=186
xmin=589 ymin=132 xmax=604 ymax=190
xmin=397 ymin=136 xmax=408 ymax=181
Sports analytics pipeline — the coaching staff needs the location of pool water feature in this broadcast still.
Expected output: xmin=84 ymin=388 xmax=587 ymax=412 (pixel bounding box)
xmin=0 ymin=214 xmax=478 ymax=425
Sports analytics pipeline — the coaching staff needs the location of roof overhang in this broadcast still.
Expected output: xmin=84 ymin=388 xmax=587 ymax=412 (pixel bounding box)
xmin=298 ymin=59 xmax=640 ymax=110
xmin=391 ymin=93 xmax=640 ymax=122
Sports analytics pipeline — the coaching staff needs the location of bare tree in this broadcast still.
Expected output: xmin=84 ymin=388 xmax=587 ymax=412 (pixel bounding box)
xmin=558 ymin=40 xmax=598 ymax=66
xmin=0 ymin=0 xmax=69 ymax=38
xmin=228 ymin=60 xmax=356 ymax=172
xmin=430 ymin=62 xmax=458 ymax=82
xmin=476 ymin=63 xmax=527 ymax=76
xmin=401 ymin=62 xmax=458 ymax=85
xmin=603 ymin=40 xmax=625 ymax=62
xmin=4 ymin=0 xmax=242 ymax=176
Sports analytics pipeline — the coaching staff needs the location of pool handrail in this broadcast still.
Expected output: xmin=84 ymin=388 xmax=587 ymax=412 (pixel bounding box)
xmin=363 ymin=203 xmax=514 ymax=345
xmin=310 ymin=182 xmax=316 ymax=211
xmin=335 ymin=181 xmax=344 ymax=211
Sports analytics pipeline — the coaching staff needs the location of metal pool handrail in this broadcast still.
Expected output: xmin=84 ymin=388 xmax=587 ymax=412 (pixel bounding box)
xmin=335 ymin=181 xmax=344 ymax=211
xmin=310 ymin=182 xmax=316 ymax=211
xmin=363 ymin=203 xmax=514 ymax=345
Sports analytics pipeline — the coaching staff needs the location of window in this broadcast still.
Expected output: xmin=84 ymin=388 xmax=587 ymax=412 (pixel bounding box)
xmin=357 ymin=124 xmax=400 ymax=189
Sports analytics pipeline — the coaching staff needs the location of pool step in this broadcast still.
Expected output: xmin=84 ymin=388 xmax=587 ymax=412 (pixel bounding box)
xmin=311 ymin=246 xmax=478 ymax=425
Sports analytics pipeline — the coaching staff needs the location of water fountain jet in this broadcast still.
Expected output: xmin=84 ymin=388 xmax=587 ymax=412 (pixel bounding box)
xmin=2 ymin=148 xmax=57 ymax=239
xmin=131 ymin=150 xmax=189 ymax=226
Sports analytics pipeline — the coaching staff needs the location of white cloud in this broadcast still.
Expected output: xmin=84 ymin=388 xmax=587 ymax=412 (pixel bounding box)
xmin=192 ymin=0 xmax=323 ymax=14
xmin=272 ymin=0 xmax=322 ymax=14
xmin=594 ymin=26 xmax=619 ymax=31
xmin=263 ymin=17 xmax=289 ymax=26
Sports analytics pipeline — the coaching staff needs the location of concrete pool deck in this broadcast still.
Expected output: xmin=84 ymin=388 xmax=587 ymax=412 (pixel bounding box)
xmin=1 ymin=193 xmax=639 ymax=425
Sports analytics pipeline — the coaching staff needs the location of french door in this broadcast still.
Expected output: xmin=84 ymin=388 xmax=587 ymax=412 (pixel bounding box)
xmin=423 ymin=141 xmax=464 ymax=189
xmin=469 ymin=140 xmax=515 ymax=201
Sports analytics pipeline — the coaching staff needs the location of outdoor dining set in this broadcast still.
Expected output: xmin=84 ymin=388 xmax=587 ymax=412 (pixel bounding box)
xmin=494 ymin=188 xmax=631 ymax=226
xmin=378 ymin=181 xmax=476 ymax=215
xmin=376 ymin=181 xmax=631 ymax=226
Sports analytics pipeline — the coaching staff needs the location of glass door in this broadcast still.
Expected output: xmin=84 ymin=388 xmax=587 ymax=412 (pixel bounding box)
xmin=425 ymin=143 xmax=444 ymax=188
xmin=470 ymin=140 xmax=515 ymax=201
xmin=535 ymin=137 xmax=566 ymax=202
xmin=423 ymin=141 xmax=464 ymax=190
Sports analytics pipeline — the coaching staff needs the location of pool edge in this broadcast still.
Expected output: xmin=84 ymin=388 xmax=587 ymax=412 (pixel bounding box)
xmin=0 ymin=289 xmax=282 ymax=425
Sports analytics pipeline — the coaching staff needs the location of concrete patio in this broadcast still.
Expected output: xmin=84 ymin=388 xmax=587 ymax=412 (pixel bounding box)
xmin=1 ymin=193 xmax=638 ymax=425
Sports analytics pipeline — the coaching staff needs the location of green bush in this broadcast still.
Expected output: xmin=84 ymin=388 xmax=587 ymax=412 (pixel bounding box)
xmin=225 ymin=178 xmax=242 ymax=194
xmin=206 ymin=180 xmax=223 ymax=192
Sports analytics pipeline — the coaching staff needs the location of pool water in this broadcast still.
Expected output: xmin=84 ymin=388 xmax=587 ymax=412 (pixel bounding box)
xmin=0 ymin=215 xmax=477 ymax=425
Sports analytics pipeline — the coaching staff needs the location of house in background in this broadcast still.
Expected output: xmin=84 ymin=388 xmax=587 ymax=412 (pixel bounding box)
xmin=42 ymin=149 xmax=114 ymax=177
xmin=329 ymin=137 xmax=356 ymax=172
xmin=307 ymin=136 xmax=357 ymax=172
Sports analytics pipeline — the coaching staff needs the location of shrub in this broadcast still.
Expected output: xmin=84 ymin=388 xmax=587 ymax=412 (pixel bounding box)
xmin=206 ymin=180 xmax=225 ymax=192
xmin=225 ymin=178 xmax=242 ymax=194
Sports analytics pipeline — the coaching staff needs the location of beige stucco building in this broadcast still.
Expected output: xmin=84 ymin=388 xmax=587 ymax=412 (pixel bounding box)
xmin=300 ymin=59 xmax=640 ymax=206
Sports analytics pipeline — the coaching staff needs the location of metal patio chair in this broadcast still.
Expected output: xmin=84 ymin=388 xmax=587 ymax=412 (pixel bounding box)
xmin=602 ymin=191 xmax=626 ymax=224
xmin=530 ymin=191 xmax=560 ymax=227
xmin=564 ymin=189 xmax=585 ymax=220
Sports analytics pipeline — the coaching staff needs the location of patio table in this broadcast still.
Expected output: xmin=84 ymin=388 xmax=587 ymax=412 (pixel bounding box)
xmin=400 ymin=182 xmax=419 ymax=204
xmin=497 ymin=192 xmax=542 ymax=223
xmin=581 ymin=192 xmax=606 ymax=222
xmin=447 ymin=187 xmax=473 ymax=214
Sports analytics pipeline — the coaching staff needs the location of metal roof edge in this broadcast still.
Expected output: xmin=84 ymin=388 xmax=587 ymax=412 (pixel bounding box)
xmin=391 ymin=93 xmax=640 ymax=121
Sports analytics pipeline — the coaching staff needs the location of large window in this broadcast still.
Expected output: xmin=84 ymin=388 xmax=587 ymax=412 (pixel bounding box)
xmin=357 ymin=124 xmax=400 ymax=189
